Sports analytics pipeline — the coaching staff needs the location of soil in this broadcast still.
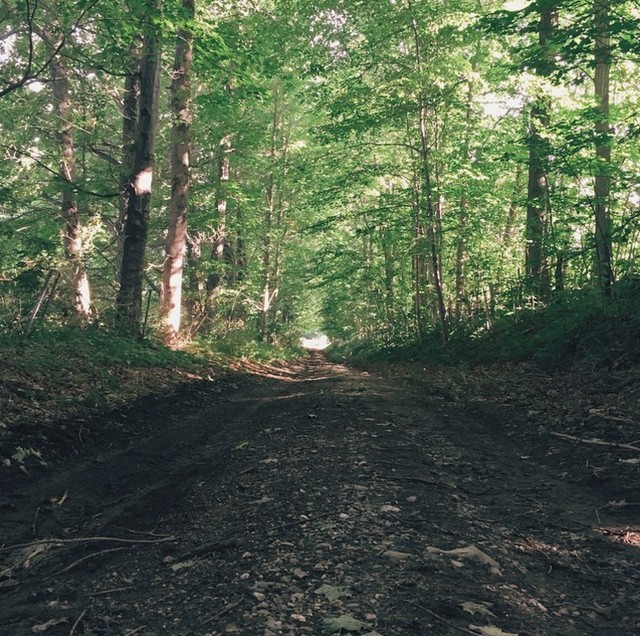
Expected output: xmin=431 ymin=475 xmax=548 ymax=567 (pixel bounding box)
xmin=1 ymin=352 xmax=639 ymax=636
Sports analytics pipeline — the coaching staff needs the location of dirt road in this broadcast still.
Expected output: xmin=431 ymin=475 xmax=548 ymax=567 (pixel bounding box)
xmin=1 ymin=353 xmax=639 ymax=635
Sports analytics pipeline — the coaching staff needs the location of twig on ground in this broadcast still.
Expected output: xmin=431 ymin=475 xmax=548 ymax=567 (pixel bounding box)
xmin=90 ymin=586 xmax=134 ymax=596
xmin=177 ymin=538 xmax=243 ymax=560
xmin=32 ymin=506 xmax=41 ymax=538
xmin=202 ymin=599 xmax=242 ymax=626
xmin=0 ymin=535 xmax=176 ymax=554
xmin=550 ymin=432 xmax=640 ymax=452
xmin=407 ymin=601 xmax=479 ymax=635
xmin=68 ymin=609 xmax=87 ymax=636
xmin=48 ymin=547 xmax=128 ymax=578
xmin=388 ymin=475 xmax=457 ymax=489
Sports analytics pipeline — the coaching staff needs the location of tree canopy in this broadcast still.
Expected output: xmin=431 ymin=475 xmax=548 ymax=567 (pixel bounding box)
xmin=1 ymin=0 xmax=639 ymax=352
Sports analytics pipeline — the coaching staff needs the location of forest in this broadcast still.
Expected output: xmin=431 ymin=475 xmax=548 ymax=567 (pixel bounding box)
xmin=2 ymin=3 xmax=640 ymax=634
xmin=1 ymin=0 xmax=639 ymax=358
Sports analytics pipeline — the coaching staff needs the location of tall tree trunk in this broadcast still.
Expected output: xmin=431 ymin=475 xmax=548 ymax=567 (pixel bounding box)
xmin=593 ymin=0 xmax=614 ymax=297
xmin=161 ymin=0 xmax=194 ymax=343
xmin=525 ymin=3 xmax=557 ymax=301
xmin=41 ymin=30 xmax=92 ymax=322
xmin=259 ymin=83 xmax=280 ymax=341
xmin=116 ymin=3 xmax=162 ymax=334
xmin=417 ymin=98 xmax=448 ymax=341
xmin=409 ymin=7 xmax=448 ymax=342
xmin=407 ymin=116 xmax=426 ymax=342
xmin=207 ymin=134 xmax=232 ymax=297
xmin=117 ymin=56 xmax=140 ymax=280
xmin=455 ymin=74 xmax=476 ymax=322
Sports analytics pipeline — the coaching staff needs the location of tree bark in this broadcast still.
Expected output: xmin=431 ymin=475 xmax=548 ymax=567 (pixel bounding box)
xmin=116 ymin=56 xmax=140 ymax=280
xmin=593 ymin=0 xmax=614 ymax=297
xmin=259 ymin=82 xmax=280 ymax=341
xmin=524 ymin=3 xmax=557 ymax=301
xmin=207 ymin=134 xmax=232 ymax=296
xmin=161 ymin=0 xmax=194 ymax=343
xmin=408 ymin=7 xmax=448 ymax=342
xmin=40 ymin=29 xmax=93 ymax=322
xmin=116 ymin=2 xmax=162 ymax=335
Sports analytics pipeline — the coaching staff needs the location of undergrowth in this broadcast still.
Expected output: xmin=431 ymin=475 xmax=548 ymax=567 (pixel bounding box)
xmin=333 ymin=280 xmax=640 ymax=371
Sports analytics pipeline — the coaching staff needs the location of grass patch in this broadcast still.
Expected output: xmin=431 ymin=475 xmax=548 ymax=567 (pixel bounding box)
xmin=0 ymin=326 xmax=214 ymax=425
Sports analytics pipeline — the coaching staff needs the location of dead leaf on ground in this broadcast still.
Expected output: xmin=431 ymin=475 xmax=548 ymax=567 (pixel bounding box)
xmin=314 ymin=583 xmax=350 ymax=601
xmin=461 ymin=601 xmax=496 ymax=617
xmin=323 ymin=613 xmax=367 ymax=633
xmin=425 ymin=544 xmax=502 ymax=575
xmin=469 ymin=625 xmax=519 ymax=636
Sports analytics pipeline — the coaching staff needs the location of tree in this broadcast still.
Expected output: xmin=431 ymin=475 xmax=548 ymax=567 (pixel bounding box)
xmin=116 ymin=1 xmax=162 ymax=335
xmin=524 ymin=1 xmax=558 ymax=301
xmin=161 ymin=0 xmax=195 ymax=343
xmin=30 ymin=13 xmax=94 ymax=322
xmin=592 ymin=0 xmax=614 ymax=297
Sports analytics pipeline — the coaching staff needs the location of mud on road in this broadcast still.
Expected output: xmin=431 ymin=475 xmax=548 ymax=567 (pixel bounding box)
xmin=1 ymin=353 xmax=639 ymax=635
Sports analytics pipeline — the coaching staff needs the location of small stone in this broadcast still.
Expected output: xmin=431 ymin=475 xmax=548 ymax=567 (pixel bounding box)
xmin=293 ymin=568 xmax=308 ymax=580
xmin=406 ymin=496 xmax=417 ymax=503
xmin=240 ymin=573 xmax=250 ymax=580
xmin=291 ymin=613 xmax=306 ymax=622
xmin=253 ymin=592 xmax=266 ymax=602
xmin=339 ymin=513 xmax=349 ymax=519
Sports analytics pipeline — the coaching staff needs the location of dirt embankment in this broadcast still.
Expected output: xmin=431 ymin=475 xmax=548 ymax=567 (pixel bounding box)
xmin=1 ymin=353 xmax=639 ymax=635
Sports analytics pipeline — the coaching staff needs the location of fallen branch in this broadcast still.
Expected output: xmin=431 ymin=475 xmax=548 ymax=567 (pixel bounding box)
xmin=0 ymin=535 xmax=176 ymax=554
xmin=48 ymin=547 xmax=128 ymax=578
xmin=550 ymin=432 xmax=640 ymax=452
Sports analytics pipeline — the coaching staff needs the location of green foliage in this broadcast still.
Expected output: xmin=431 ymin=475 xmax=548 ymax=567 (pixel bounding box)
xmin=1 ymin=0 xmax=640 ymax=365
xmin=345 ymin=276 xmax=640 ymax=370
xmin=195 ymin=327 xmax=304 ymax=362
xmin=0 ymin=326 xmax=201 ymax=373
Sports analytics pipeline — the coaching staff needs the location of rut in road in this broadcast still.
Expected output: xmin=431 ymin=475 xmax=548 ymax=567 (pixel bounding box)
xmin=1 ymin=353 xmax=639 ymax=636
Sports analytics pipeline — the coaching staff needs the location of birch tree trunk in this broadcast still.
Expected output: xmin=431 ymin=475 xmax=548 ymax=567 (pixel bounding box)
xmin=116 ymin=2 xmax=162 ymax=334
xmin=161 ymin=0 xmax=194 ymax=343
